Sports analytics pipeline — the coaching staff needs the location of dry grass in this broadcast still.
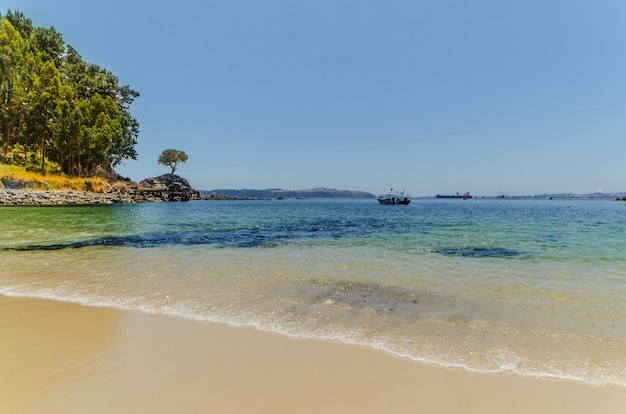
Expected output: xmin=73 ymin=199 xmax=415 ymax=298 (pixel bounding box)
xmin=0 ymin=164 xmax=109 ymax=192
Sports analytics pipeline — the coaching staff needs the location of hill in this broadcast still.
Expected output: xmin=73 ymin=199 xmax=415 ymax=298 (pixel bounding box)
xmin=201 ymin=188 xmax=375 ymax=199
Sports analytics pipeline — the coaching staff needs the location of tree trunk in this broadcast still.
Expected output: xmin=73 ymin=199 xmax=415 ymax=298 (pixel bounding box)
xmin=41 ymin=143 xmax=46 ymax=175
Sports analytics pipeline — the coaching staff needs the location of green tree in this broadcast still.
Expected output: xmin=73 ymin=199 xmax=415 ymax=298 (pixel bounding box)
xmin=0 ymin=10 xmax=140 ymax=176
xmin=59 ymin=47 xmax=140 ymax=173
xmin=0 ymin=18 xmax=29 ymax=152
xmin=22 ymin=58 xmax=61 ymax=174
xmin=158 ymin=149 xmax=188 ymax=174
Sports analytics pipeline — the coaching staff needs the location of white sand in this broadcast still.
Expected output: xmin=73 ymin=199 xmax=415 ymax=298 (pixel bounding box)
xmin=1 ymin=295 xmax=625 ymax=413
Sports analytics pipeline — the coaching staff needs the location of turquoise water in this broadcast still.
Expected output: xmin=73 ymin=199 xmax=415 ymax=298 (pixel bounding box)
xmin=1 ymin=199 xmax=625 ymax=386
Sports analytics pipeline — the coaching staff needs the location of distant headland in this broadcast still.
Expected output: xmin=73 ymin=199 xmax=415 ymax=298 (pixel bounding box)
xmin=201 ymin=188 xmax=375 ymax=199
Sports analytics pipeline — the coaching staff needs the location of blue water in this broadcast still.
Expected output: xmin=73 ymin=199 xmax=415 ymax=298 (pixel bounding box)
xmin=1 ymin=198 xmax=625 ymax=386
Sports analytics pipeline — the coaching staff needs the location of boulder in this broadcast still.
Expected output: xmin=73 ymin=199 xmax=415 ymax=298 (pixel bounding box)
xmin=138 ymin=174 xmax=199 ymax=200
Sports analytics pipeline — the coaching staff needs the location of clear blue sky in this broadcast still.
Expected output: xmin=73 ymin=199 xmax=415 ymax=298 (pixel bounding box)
xmin=5 ymin=0 xmax=626 ymax=196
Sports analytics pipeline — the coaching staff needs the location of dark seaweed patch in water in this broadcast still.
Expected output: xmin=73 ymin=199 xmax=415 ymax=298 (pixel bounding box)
xmin=1 ymin=217 xmax=401 ymax=251
xmin=2 ymin=230 xmax=291 ymax=250
xmin=437 ymin=246 xmax=521 ymax=258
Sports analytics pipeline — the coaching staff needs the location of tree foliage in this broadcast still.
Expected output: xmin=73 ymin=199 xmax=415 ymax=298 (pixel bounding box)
xmin=0 ymin=10 xmax=139 ymax=177
xmin=158 ymin=149 xmax=188 ymax=174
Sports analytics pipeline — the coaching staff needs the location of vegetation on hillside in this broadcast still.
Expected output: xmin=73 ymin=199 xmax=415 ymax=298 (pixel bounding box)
xmin=0 ymin=10 xmax=140 ymax=178
xmin=0 ymin=163 xmax=109 ymax=192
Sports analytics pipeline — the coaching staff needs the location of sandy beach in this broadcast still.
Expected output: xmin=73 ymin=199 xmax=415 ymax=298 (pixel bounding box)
xmin=0 ymin=294 xmax=624 ymax=414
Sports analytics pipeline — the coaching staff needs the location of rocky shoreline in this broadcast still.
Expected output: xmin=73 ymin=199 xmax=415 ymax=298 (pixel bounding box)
xmin=0 ymin=174 xmax=241 ymax=206
xmin=0 ymin=189 xmax=238 ymax=206
xmin=0 ymin=189 xmax=167 ymax=205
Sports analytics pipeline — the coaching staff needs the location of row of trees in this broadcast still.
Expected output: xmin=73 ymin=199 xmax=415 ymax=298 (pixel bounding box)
xmin=0 ymin=10 xmax=139 ymax=176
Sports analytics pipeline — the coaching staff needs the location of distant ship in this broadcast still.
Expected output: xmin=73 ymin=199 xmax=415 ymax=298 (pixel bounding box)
xmin=436 ymin=192 xmax=472 ymax=200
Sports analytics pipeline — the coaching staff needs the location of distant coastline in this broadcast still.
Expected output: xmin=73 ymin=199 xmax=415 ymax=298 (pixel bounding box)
xmin=445 ymin=192 xmax=626 ymax=201
xmin=201 ymin=188 xmax=375 ymax=199
xmin=3 ymin=187 xmax=626 ymax=206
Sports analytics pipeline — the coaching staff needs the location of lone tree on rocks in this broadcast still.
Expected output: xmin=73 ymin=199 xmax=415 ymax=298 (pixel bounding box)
xmin=158 ymin=149 xmax=188 ymax=174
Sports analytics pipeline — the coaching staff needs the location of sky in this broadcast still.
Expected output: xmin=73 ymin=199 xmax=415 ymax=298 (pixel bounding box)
xmin=3 ymin=0 xmax=626 ymax=196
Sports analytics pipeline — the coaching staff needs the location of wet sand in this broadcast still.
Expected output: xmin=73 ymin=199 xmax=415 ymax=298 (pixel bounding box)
xmin=1 ymin=294 xmax=625 ymax=414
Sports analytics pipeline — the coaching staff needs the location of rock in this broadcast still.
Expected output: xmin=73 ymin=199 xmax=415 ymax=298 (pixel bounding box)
xmin=139 ymin=174 xmax=192 ymax=191
xmin=138 ymin=174 xmax=199 ymax=201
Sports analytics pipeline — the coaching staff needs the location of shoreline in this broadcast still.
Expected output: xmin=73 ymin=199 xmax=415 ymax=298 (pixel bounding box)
xmin=0 ymin=189 xmax=239 ymax=205
xmin=0 ymin=188 xmax=170 ymax=205
xmin=2 ymin=294 xmax=625 ymax=413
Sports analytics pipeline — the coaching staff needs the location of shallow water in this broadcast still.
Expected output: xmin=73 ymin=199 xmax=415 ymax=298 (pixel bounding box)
xmin=1 ymin=198 xmax=625 ymax=386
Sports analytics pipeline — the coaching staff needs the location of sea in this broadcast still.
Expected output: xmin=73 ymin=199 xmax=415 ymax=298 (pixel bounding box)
xmin=1 ymin=198 xmax=625 ymax=387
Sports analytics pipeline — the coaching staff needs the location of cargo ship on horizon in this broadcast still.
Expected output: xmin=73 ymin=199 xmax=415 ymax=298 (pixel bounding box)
xmin=436 ymin=192 xmax=472 ymax=199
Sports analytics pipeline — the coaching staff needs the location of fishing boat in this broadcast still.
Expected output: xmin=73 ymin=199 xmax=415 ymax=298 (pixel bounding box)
xmin=377 ymin=189 xmax=411 ymax=205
